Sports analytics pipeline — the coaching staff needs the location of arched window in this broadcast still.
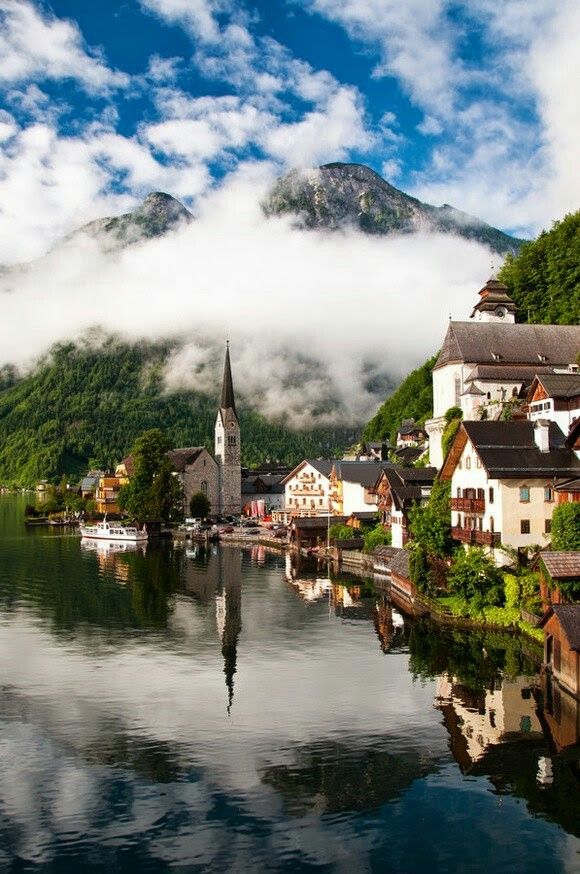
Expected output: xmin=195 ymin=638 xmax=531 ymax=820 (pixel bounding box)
xmin=201 ymin=481 xmax=208 ymax=497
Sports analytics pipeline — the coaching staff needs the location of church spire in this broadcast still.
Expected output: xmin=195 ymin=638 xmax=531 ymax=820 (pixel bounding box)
xmin=220 ymin=341 xmax=237 ymax=417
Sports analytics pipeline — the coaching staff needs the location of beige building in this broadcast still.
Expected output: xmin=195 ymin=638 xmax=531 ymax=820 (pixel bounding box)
xmin=440 ymin=419 xmax=580 ymax=563
xmin=278 ymin=459 xmax=334 ymax=523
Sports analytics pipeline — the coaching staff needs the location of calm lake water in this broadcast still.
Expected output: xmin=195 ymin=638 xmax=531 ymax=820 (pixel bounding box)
xmin=0 ymin=494 xmax=578 ymax=873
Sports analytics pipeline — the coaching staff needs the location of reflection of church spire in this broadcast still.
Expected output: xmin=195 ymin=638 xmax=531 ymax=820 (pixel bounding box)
xmin=216 ymin=552 xmax=242 ymax=714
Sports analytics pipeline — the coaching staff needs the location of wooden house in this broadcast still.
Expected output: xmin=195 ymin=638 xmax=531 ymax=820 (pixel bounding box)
xmin=540 ymin=605 xmax=580 ymax=698
xmin=539 ymin=552 xmax=580 ymax=606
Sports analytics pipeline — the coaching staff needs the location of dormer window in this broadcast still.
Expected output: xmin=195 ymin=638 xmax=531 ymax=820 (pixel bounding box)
xmin=491 ymin=352 xmax=502 ymax=361
xmin=538 ymin=354 xmax=548 ymax=362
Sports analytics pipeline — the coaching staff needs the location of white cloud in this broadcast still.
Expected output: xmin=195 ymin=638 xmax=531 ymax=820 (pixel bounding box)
xmin=417 ymin=115 xmax=443 ymax=136
xmin=0 ymin=0 xmax=129 ymax=93
xmin=140 ymin=0 xmax=228 ymax=43
xmin=0 ymin=168 xmax=494 ymax=425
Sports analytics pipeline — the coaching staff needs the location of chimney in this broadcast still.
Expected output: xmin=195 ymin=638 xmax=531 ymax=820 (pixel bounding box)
xmin=534 ymin=420 xmax=550 ymax=453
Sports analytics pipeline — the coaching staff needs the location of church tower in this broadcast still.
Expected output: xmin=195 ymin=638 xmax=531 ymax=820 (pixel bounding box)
xmin=469 ymin=276 xmax=517 ymax=323
xmin=215 ymin=342 xmax=241 ymax=516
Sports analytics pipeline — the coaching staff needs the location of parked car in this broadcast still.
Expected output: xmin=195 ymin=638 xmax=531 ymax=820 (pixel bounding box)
xmin=220 ymin=526 xmax=234 ymax=534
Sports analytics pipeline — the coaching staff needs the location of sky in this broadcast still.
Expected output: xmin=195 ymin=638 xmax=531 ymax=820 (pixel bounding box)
xmin=0 ymin=1 xmax=578 ymax=425
xmin=1 ymin=0 xmax=578 ymax=261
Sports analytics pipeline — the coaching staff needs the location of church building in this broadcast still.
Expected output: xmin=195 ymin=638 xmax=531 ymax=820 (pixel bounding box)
xmin=426 ymin=278 xmax=580 ymax=468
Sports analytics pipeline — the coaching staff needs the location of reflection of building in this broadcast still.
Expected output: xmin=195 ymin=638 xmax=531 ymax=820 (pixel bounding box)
xmin=217 ymin=550 xmax=242 ymax=713
xmin=541 ymin=671 xmax=580 ymax=752
xmin=373 ymin=597 xmax=405 ymax=653
xmin=436 ymin=673 xmax=543 ymax=770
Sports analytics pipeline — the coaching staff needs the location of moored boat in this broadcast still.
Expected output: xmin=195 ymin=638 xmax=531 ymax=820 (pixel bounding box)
xmin=79 ymin=519 xmax=148 ymax=543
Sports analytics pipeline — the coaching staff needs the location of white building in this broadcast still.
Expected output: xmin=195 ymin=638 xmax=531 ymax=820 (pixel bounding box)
xmin=425 ymin=278 xmax=580 ymax=468
xmin=329 ymin=461 xmax=388 ymax=517
xmin=439 ymin=419 xmax=580 ymax=564
xmin=277 ymin=459 xmax=334 ymax=522
xmin=376 ymin=466 xmax=437 ymax=548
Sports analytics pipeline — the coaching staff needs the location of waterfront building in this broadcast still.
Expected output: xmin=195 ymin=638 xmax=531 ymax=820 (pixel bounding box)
xmin=425 ymin=277 xmax=580 ymax=467
xmin=95 ymin=473 xmax=122 ymax=514
xmin=241 ymin=473 xmax=286 ymax=517
xmin=278 ymin=459 xmax=334 ymax=522
xmin=439 ymin=419 xmax=580 ymax=562
xmin=328 ymin=460 xmax=389 ymax=516
xmin=539 ymin=552 xmax=580 ymax=606
xmin=375 ymin=466 xmax=437 ymax=548
xmin=540 ymin=604 xmax=580 ymax=699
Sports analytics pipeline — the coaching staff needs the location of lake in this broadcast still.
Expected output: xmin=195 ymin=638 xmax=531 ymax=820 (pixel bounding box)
xmin=0 ymin=495 xmax=578 ymax=872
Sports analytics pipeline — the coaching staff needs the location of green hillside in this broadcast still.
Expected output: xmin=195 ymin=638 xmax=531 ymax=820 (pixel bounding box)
xmin=0 ymin=340 xmax=356 ymax=486
xmin=364 ymin=210 xmax=580 ymax=442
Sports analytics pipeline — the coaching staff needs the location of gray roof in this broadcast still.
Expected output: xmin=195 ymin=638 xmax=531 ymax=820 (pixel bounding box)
xmin=435 ymin=322 xmax=580 ymax=370
xmin=80 ymin=472 xmax=102 ymax=491
xmin=389 ymin=549 xmax=410 ymax=578
xmin=332 ymin=460 xmax=392 ymax=487
xmin=219 ymin=343 xmax=237 ymax=416
xmin=540 ymin=605 xmax=580 ymax=650
xmin=533 ymin=373 xmax=580 ymax=400
xmin=462 ymin=421 xmax=580 ymax=478
xmin=540 ymin=551 xmax=580 ymax=580
xmin=465 ymin=364 xmax=555 ymax=383
xmin=381 ymin=466 xmax=437 ymax=510
xmin=167 ymin=447 xmax=205 ymax=472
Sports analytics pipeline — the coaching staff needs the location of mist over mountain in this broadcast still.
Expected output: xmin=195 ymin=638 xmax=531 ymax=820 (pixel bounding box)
xmin=55 ymin=162 xmax=523 ymax=255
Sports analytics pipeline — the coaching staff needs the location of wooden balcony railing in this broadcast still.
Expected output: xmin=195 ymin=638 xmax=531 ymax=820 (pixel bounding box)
xmin=452 ymin=526 xmax=500 ymax=546
xmin=451 ymin=497 xmax=485 ymax=513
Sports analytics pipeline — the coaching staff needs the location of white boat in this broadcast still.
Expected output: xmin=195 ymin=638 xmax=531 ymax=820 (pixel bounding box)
xmin=79 ymin=519 xmax=148 ymax=543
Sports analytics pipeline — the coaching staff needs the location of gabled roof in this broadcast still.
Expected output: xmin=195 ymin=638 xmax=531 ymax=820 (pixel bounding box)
xmin=529 ymin=373 xmax=580 ymax=401
xmin=331 ymin=460 xmax=392 ymax=487
xmin=540 ymin=604 xmax=580 ymax=650
xmin=167 ymin=447 xmax=207 ymax=472
xmin=380 ymin=466 xmax=437 ymax=510
xmin=540 ymin=551 xmax=580 ymax=581
xmin=440 ymin=420 xmax=580 ymax=480
xmin=281 ymin=458 xmax=335 ymax=485
xmin=389 ymin=549 xmax=410 ymax=579
xmin=464 ymin=364 xmax=556 ymax=383
xmin=434 ymin=322 xmax=580 ymax=371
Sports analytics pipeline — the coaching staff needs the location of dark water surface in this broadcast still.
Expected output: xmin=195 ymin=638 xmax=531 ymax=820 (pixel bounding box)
xmin=0 ymin=495 xmax=578 ymax=872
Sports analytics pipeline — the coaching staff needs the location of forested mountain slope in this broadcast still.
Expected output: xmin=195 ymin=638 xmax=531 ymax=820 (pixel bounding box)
xmin=0 ymin=341 xmax=356 ymax=485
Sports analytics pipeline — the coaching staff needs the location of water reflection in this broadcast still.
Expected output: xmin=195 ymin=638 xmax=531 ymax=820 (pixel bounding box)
xmin=0 ymin=496 xmax=579 ymax=870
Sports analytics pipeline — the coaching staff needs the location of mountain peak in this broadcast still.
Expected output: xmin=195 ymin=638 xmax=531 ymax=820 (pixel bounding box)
xmin=264 ymin=163 xmax=524 ymax=254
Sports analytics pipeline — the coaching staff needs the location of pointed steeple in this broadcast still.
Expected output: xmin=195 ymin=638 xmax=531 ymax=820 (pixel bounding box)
xmin=220 ymin=341 xmax=237 ymax=418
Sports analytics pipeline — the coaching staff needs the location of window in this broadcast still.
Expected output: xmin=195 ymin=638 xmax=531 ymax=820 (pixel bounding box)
xmin=454 ymin=375 xmax=461 ymax=406
xmin=489 ymin=516 xmax=494 ymax=533
xmin=477 ymin=488 xmax=484 ymax=500
xmin=228 ymin=435 xmax=236 ymax=446
xmin=521 ymin=519 xmax=530 ymax=534
xmin=489 ymin=487 xmax=494 ymax=504
xmin=302 ymin=498 xmax=306 ymax=505
xmin=487 ymin=392 xmax=491 ymax=400
xmin=217 ymin=435 xmax=222 ymax=444
xmin=544 ymin=486 xmax=553 ymax=503
xmin=201 ymin=481 xmax=208 ymax=497
xmin=457 ymin=487 xmax=462 ymax=498
xmin=519 ymin=486 xmax=530 ymax=503
xmin=545 ymin=518 xmax=552 ymax=534
xmin=476 ymin=457 xmax=482 ymax=468
xmin=465 ymin=457 xmax=471 ymax=470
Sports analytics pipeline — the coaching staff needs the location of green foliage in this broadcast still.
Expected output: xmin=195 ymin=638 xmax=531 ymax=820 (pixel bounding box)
xmin=119 ymin=429 xmax=183 ymax=523
xmin=408 ymin=480 xmax=452 ymax=557
xmin=498 ymin=211 xmax=580 ymax=325
xmin=328 ymin=523 xmax=354 ymax=541
xmin=444 ymin=406 xmax=462 ymax=424
xmin=0 ymin=339 xmax=355 ymax=486
xmin=363 ymin=356 xmax=436 ymax=443
xmin=447 ymin=547 xmax=505 ymax=610
xmin=363 ymin=524 xmax=391 ymax=553
xmin=409 ymin=542 xmax=430 ymax=592
xmin=189 ymin=492 xmax=211 ymax=519
xmin=550 ymin=502 xmax=580 ymax=551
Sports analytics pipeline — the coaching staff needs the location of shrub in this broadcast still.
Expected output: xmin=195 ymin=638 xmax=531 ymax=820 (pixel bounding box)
xmin=448 ymin=547 xmax=505 ymax=610
xmin=328 ymin=523 xmax=354 ymax=541
xmin=551 ymin=502 xmax=580 ymax=551
xmin=363 ymin=524 xmax=391 ymax=553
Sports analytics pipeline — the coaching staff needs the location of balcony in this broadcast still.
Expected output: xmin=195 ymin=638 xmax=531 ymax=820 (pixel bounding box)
xmin=452 ymin=526 xmax=500 ymax=546
xmin=451 ymin=497 xmax=485 ymax=513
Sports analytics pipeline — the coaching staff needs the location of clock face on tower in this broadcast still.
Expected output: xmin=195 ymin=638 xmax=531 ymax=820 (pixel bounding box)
xmin=496 ymin=307 xmax=506 ymax=318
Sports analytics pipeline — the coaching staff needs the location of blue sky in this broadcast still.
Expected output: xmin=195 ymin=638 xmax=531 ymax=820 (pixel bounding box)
xmin=0 ymin=0 xmax=578 ymax=262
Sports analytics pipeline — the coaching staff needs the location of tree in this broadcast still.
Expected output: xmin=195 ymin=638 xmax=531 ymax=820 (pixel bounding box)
xmin=408 ymin=480 xmax=452 ymax=557
xmin=119 ymin=429 xmax=183 ymax=523
xmin=363 ymin=524 xmax=391 ymax=553
xmin=447 ymin=547 xmax=505 ymax=610
xmin=189 ymin=492 xmax=211 ymax=519
xmin=551 ymin=503 xmax=580 ymax=551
